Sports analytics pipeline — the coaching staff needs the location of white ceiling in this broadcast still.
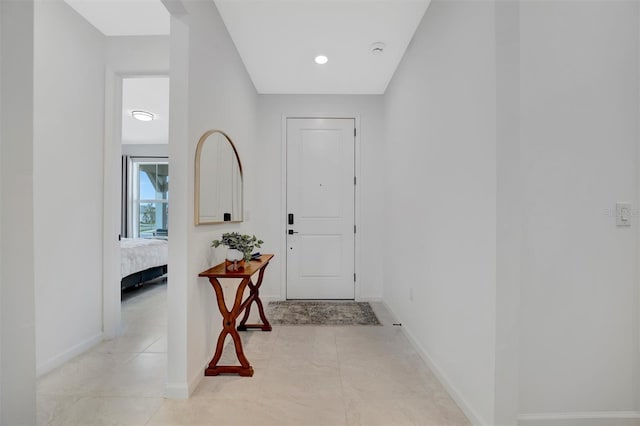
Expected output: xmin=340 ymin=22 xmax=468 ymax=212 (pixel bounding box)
xmin=65 ymin=0 xmax=430 ymax=94
xmin=64 ymin=0 xmax=170 ymax=36
xmin=214 ymin=0 xmax=430 ymax=94
xmin=122 ymin=77 xmax=170 ymax=145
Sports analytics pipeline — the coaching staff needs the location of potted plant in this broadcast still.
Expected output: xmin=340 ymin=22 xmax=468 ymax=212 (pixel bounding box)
xmin=211 ymin=232 xmax=263 ymax=271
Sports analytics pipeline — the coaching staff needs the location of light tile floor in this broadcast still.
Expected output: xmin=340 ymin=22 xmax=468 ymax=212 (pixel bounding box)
xmin=37 ymin=281 xmax=470 ymax=426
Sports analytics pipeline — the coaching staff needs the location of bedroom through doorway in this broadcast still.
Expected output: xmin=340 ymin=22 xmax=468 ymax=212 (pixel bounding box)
xmin=120 ymin=76 xmax=169 ymax=339
xmin=108 ymin=75 xmax=170 ymax=347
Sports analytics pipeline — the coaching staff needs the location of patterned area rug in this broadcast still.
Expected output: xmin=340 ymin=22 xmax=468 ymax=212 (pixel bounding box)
xmin=267 ymin=301 xmax=381 ymax=326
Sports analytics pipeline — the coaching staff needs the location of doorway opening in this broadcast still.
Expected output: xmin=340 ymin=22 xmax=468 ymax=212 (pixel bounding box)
xmin=103 ymin=75 xmax=169 ymax=340
xmin=118 ymin=76 xmax=169 ymax=328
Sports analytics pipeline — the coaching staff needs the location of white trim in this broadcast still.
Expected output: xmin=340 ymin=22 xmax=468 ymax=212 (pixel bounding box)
xmin=636 ymin=2 xmax=640 ymax=412
xmin=355 ymin=296 xmax=383 ymax=303
xmin=280 ymin=114 xmax=361 ymax=301
xmin=382 ymin=301 xmax=486 ymax=426
xmin=279 ymin=116 xmax=287 ymax=300
xmin=164 ymin=367 xmax=204 ymax=400
xmin=261 ymin=295 xmax=285 ymax=303
xmin=353 ymin=116 xmax=362 ymax=301
xmin=102 ymin=68 xmax=123 ymax=340
xmin=518 ymin=411 xmax=640 ymax=426
xmin=36 ymin=333 xmax=103 ymax=377
xmin=188 ymin=368 xmax=204 ymax=396
xmin=164 ymin=382 xmax=189 ymax=399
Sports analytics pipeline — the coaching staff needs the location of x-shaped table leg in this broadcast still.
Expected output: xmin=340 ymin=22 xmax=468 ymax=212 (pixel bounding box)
xmin=205 ymin=277 xmax=253 ymax=377
xmin=237 ymin=266 xmax=272 ymax=332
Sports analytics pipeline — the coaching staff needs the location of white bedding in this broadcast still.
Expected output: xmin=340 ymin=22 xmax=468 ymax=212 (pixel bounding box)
xmin=120 ymin=238 xmax=168 ymax=278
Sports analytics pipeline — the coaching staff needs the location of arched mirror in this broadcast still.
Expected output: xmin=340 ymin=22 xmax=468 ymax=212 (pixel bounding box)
xmin=195 ymin=130 xmax=243 ymax=225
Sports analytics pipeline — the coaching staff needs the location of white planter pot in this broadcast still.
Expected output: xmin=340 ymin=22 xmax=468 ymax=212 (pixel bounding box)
xmin=226 ymin=248 xmax=244 ymax=262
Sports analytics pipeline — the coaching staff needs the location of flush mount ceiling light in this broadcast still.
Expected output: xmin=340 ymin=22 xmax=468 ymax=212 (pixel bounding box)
xmin=314 ymin=55 xmax=328 ymax=65
xmin=131 ymin=110 xmax=155 ymax=122
xmin=370 ymin=42 xmax=386 ymax=55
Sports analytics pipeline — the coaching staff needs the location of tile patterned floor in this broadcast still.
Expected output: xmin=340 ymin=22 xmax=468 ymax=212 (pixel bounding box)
xmin=37 ymin=281 xmax=470 ymax=426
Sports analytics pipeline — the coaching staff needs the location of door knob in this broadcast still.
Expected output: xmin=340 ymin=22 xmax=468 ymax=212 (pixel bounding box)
xmin=288 ymin=230 xmax=299 ymax=235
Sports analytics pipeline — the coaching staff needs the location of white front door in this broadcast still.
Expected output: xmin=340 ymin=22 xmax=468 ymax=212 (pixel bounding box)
xmin=286 ymin=118 xmax=355 ymax=299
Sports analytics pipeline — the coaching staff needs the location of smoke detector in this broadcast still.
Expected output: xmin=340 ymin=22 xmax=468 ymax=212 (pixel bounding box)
xmin=370 ymin=42 xmax=386 ymax=55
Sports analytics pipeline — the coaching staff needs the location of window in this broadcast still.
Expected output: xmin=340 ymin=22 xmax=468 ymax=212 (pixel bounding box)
xmin=130 ymin=158 xmax=169 ymax=239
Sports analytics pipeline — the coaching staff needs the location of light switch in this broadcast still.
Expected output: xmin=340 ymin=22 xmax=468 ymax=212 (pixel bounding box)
xmin=616 ymin=202 xmax=632 ymax=227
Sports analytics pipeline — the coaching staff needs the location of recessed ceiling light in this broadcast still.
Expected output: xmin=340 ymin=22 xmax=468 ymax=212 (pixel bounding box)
xmin=315 ymin=55 xmax=328 ymax=65
xmin=131 ymin=110 xmax=155 ymax=121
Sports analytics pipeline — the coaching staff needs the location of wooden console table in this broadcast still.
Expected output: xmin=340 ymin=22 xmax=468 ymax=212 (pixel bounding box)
xmin=198 ymin=254 xmax=273 ymax=377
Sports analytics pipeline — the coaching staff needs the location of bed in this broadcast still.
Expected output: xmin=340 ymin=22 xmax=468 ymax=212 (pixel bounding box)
xmin=120 ymin=238 xmax=168 ymax=290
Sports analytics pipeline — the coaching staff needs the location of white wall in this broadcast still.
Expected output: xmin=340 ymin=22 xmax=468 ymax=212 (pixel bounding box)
xmin=167 ymin=0 xmax=258 ymax=397
xmin=33 ymin=0 xmax=106 ymax=375
xmin=122 ymin=144 xmax=169 ymax=157
xmin=383 ymin=1 xmax=497 ymax=424
xmin=518 ymin=1 xmax=639 ymax=422
xmin=106 ymin=36 xmax=170 ymax=72
xmin=494 ymin=1 xmax=521 ymax=424
xmin=0 ymin=0 xmax=37 ymax=423
xmin=256 ymin=95 xmax=385 ymax=300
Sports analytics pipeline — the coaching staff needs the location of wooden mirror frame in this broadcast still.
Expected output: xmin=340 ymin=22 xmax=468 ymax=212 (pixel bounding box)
xmin=194 ymin=129 xmax=244 ymax=225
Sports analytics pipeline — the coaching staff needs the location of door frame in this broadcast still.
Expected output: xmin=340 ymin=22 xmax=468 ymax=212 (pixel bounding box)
xmin=280 ymin=114 xmax=362 ymax=300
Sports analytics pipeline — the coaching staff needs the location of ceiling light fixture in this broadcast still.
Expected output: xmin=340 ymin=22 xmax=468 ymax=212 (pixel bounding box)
xmin=131 ymin=110 xmax=155 ymax=121
xmin=371 ymin=42 xmax=386 ymax=55
xmin=314 ymin=55 xmax=328 ymax=65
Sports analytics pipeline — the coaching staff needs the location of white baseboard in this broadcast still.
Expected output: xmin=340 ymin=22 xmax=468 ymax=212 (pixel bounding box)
xmin=518 ymin=411 xmax=640 ymax=426
xmin=356 ymin=296 xmax=383 ymax=302
xmin=260 ymin=296 xmax=384 ymax=303
xmin=261 ymin=296 xmax=383 ymax=303
xmin=381 ymin=300 xmax=640 ymax=426
xmin=36 ymin=332 xmax=103 ymax=377
xmin=382 ymin=301 xmax=486 ymax=426
xmin=188 ymin=367 xmax=204 ymax=396
xmin=164 ymin=382 xmax=189 ymax=399
xmin=165 ymin=367 xmax=204 ymax=399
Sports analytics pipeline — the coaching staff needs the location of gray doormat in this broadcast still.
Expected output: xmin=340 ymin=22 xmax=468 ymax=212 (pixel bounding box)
xmin=267 ymin=301 xmax=381 ymax=326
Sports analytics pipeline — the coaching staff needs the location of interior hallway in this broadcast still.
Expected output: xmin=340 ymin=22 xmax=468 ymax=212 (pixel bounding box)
xmin=36 ymin=282 xmax=469 ymax=425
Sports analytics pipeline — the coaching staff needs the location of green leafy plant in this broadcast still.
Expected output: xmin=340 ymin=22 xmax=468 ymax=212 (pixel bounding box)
xmin=211 ymin=232 xmax=263 ymax=263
